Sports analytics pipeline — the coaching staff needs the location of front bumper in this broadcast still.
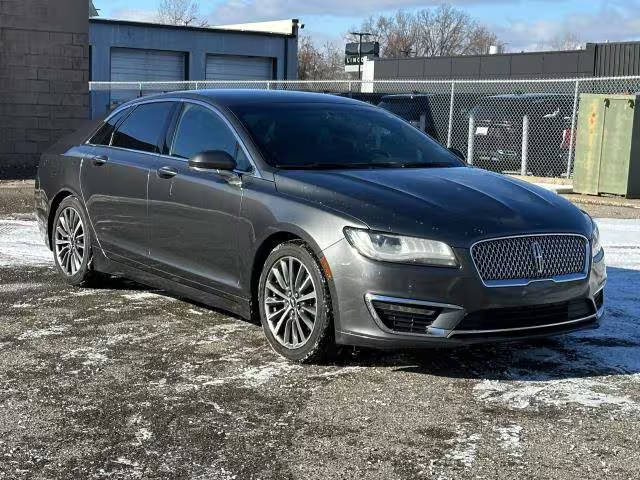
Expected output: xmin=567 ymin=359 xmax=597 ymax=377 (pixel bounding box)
xmin=322 ymin=238 xmax=606 ymax=349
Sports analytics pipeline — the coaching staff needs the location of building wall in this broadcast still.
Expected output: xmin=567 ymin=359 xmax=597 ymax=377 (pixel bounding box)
xmin=372 ymin=45 xmax=596 ymax=80
xmin=0 ymin=0 xmax=89 ymax=178
xmin=89 ymin=19 xmax=298 ymax=118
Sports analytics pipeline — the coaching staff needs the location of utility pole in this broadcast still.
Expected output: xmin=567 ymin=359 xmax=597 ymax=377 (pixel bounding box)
xmin=349 ymin=31 xmax=372 ymax=80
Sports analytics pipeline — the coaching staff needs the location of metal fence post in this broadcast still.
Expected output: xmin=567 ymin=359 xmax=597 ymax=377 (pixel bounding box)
xmin=467 ymin=114 xmax=475 ymax=165
xmin=447 ymin=81 xmax=455 ymax=148
xmin=195 ymin=81 xmax=200 ymax=90
xmin=567 ymin=79 xmax=580 ymax=177
xmin=521 ymin=114 xmax=529 ymax=176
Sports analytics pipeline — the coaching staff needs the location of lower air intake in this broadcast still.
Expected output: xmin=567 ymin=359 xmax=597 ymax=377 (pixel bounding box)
xmin=370 ymin=300 xmax=441 ymax=334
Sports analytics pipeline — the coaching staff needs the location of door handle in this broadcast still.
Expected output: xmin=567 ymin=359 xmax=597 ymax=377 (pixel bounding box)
xmin=92 ymin=155 xmax=108 ymax=166
xmin=157 ymin=166 xmax=178 ymax=179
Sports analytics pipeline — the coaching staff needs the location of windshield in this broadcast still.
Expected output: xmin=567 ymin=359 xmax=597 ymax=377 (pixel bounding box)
xmin=230 ymin=103 xmax=462 ymax=169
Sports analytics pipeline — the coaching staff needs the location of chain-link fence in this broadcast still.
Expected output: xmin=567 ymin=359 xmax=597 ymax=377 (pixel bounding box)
xmin=89 ymin=76 xmax=640 ymax=178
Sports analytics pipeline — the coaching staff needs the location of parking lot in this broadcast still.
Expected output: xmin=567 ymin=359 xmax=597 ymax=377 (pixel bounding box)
xmin=1 ymin=182 xmax=639 ymax=480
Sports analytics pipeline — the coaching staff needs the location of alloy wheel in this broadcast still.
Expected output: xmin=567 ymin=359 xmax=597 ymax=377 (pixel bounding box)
xmin=54 ymin=206 xmax=86 ymax=276
xmin=264 ymin=256 xmax=317 ymax=349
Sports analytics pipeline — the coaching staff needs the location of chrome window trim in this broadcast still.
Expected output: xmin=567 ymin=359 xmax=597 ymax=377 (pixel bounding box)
xmin=364 ymin=293 xmax=463 ymax=338
xmin=470 ymin=233 xmax=590 ymax=288
xmin=85 ymin=97 xmax=263 ymax=179
xmin=449 ymin=312 xmax=598 ymax=336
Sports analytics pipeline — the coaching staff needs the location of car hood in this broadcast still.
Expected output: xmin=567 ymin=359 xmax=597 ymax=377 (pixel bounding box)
xmin=274 ymin=166 xmax=591 ymax=248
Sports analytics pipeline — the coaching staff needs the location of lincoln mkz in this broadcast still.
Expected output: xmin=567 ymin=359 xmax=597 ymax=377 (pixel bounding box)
xmin=35 ymin=90 xmax=606 ymax=362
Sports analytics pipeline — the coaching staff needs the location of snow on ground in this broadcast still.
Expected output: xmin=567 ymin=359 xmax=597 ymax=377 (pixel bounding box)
xmin=0 ymin=219 xmax=52 ymax=267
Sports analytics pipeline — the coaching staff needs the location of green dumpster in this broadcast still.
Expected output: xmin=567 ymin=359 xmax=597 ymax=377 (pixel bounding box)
xmin=573 ymin=93 xmax=640 ymax=198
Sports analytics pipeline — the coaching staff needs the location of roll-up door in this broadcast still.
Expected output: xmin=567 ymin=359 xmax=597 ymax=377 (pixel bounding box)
xmin=110 ymin=48 xmax=186 ymax=104
xmin=205 ymin=55 xmax=273 ymax=81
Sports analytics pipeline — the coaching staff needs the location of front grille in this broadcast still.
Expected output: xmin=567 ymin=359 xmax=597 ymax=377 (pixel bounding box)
xmin=472 ymin=234 xmax=587 ymax=283
xmin=370 ymin=300 xmax=441 ymax=334
xmin=454 ymin=298 xmax=595 ymax=331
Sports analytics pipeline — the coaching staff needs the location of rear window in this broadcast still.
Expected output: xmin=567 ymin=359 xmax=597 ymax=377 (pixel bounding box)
xmin=88 ymin=108 xmax=130 ymax=146
xmin=112 ymin=102 xmax=174 ymax=153
xmin=230 ymin=102 xmax=461 ymax=169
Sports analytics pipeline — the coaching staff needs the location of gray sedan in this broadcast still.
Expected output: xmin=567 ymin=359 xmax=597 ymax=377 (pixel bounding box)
xmin=35 ymin=90 xmax=606 ymax=362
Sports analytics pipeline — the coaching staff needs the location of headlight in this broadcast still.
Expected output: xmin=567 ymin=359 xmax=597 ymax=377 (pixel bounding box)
xmin=592 ymin=222 xmax=603 ymax=260
xmin=343 ymin=228 xmax=459 ymax=267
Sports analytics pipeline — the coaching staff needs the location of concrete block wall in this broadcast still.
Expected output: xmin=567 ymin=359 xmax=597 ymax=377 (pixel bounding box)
xmin=0 ymin=0 xmax=89 ymax=179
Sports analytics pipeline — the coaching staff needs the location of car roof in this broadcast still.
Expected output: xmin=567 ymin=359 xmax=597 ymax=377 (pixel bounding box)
xmin=124 ymin=89 xmax=369 ymax=109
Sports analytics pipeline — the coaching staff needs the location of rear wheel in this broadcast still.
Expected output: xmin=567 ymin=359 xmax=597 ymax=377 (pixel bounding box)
xmin=258 ymin=241 xmax=333 ymax=363
xmin=52 ymin=196 xmax=98 ymax=286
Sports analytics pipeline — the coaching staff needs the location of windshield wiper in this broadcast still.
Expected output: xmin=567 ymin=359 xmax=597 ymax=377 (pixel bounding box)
xmin=275 ymin=161 xmax=455 ymax=170
xmin=276 ymin=162 xmax=395 ymax=170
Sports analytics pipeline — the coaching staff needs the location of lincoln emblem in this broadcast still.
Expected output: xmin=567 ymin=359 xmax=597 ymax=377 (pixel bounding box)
xmin=531 ymin=241 xmax=545 ymax=274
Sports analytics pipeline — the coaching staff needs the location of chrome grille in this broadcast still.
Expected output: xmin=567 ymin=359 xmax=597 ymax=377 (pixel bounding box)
xmin=472 ymin=234 xmax=588 ymax=283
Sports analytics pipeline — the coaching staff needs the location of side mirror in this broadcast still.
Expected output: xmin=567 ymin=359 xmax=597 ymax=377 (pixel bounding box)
xmin=448 ymin=147 xmax=465 ymax=161
xmin=188 ymin=150 xmax=236 ymax=171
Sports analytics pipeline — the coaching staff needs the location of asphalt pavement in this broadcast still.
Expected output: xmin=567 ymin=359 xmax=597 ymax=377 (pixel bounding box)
xmin=1 ymin=183 xmax=639 ymax=480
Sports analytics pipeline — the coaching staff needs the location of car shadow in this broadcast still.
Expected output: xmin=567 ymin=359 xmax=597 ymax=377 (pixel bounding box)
xmin=337 ymin=266 xmax=640 ymax=382
xmin=85 ymin=267 xmax=639 ymax=382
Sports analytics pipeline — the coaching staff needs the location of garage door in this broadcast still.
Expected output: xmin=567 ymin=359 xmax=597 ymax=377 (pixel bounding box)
xmin=110 ymin=48 xmax=186 ymax=104
xmin=205 ymin=55 xmax=273 ymax=81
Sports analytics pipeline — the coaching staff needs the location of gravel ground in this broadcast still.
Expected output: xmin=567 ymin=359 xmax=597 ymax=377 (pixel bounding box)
xmin=1 ymin=185 xmax=639 ymax=479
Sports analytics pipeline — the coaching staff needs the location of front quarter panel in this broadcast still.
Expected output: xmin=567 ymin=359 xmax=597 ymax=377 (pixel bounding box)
xmin=238 ymin=176 xmax=367 ymax=291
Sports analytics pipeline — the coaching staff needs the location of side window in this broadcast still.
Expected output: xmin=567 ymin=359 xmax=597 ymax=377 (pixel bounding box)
xmin=112 ymin=102 xmax=174 ymax=153
xmin=88 ymin=108 xmax=129 ymax=145
xmin=171 ymin=104 xmax=237 ymax=160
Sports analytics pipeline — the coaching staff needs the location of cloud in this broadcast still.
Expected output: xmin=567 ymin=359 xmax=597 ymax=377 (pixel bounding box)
xmin=496 ymin=1 xmax=640 ymax=51
xmin=207 ymin=0 xmax=525 ymax=24
xmin=107 ymin=8 xmax=157 ymax=23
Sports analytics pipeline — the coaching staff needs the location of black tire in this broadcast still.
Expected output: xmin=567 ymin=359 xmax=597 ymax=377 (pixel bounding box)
xmin=52 ymin=196 xmax=99 ymax=287
xmin=258 ymin=241 xmax=333 ymax=363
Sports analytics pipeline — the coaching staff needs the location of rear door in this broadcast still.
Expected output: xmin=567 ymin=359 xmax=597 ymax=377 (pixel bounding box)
xmin=81 ymin=101 xmax=175 ymax=265
xmin=147 ymin=102 xmax=248 ymax=295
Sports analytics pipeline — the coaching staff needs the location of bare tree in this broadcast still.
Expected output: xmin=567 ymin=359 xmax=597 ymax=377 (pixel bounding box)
xmin=157 ymin=0 xmax=208 ymax=27
xmin=298 ymin=36 xmax=349 ymax=80
xmin=355 ymin=5 xmax=502 ymax=58
xmin=549 ymin=31 xmax=583 ymax=51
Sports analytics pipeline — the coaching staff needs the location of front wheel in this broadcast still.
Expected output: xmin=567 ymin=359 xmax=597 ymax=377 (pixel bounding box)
xmin=258 ymin=241 xmax=333 ymax=363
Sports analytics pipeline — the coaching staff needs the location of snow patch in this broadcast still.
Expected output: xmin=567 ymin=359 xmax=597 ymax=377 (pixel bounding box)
xmin=121 ymin=291 xmax=163 ymax=301
xmin=18 ymin=324 xmax=66 ymax=340
xmin=0 ymin=219 xmax=52 ymax=267
xmin=445 ymin=426 xmax=481 ymax=468
xmin=494 ymin=424 xmax=522 ymax=457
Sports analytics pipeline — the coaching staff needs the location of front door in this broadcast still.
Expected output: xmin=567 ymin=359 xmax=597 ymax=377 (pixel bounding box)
xmin=147 ymin=102 xmax=247 ymax=295
xmin=80 ymin=101 xmax=175 ymax=265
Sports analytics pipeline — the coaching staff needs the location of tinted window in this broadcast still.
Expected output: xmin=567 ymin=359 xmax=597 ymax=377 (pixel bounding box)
xmin=88 ymin=108 xmax=129 ymax=145
xmin=112 ymin=102 xmax=174 ymax=153
xmin=171 ymin=104 xmax=237 ymax=160
xmin=231 ymin=103 xmax=461 ymax=169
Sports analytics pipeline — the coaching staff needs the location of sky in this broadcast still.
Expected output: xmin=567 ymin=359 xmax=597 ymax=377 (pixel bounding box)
xmin=93 ymin=0 xmax=640 ymax=52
